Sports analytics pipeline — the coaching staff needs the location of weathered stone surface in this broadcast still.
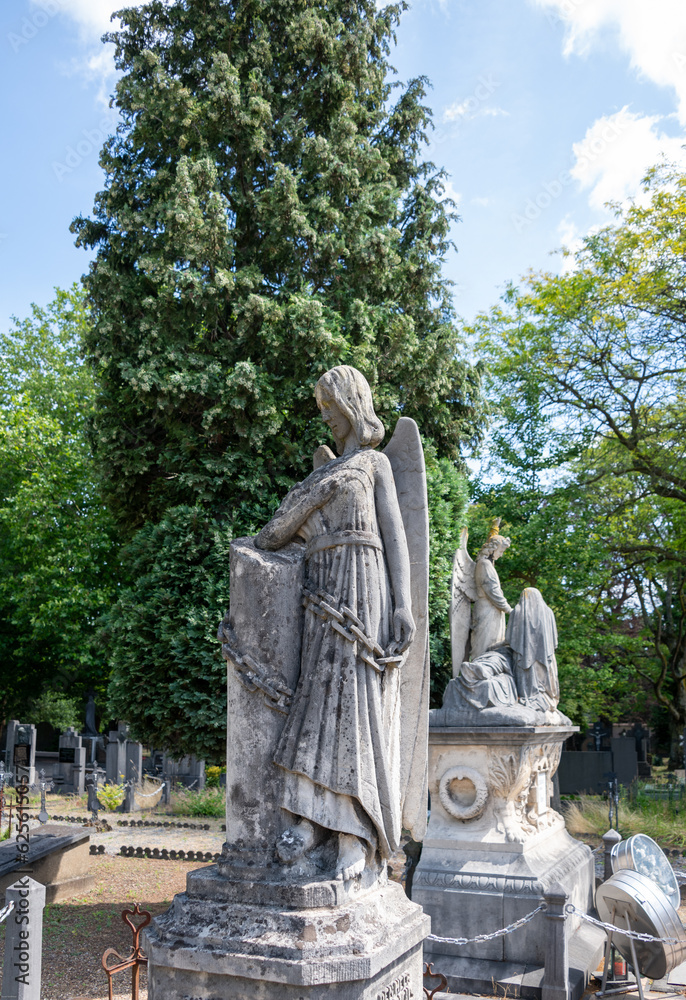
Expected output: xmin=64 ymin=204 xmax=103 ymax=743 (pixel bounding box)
xmin=148 ymin=367 xmax=431 ymax=997
xmin=218 ymin=535 xmax=305 ymax=871
xmin=144 ymin=870 xmax=428 ymax=998
xmin=421 ymin=726 xmax=571 ymax=848
xmin=147 ymin=943 xmax=423 ymax=1000
xmin=413 ymin=725 xmax=599 ymax=998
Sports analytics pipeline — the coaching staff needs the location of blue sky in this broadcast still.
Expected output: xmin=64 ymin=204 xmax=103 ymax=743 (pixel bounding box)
xmin=1 ymin=0 xmax=685 ymax=332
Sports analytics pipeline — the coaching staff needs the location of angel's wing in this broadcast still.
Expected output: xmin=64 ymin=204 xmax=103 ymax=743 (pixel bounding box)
xmin=451 ymin=527 xmax=476 ymax=677
xmin=384 ymin=417 xmax=429 ymax=842
xmin=313 ymin=444 xmax=336 ymax=470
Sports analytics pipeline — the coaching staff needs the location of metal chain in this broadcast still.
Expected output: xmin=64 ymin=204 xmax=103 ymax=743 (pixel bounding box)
xmin=0 ymin=900 xmax=15 ymax=925
xmin=218 ymin=619 xmax=294 ymax=714
xmin=566 ymin=904 xmax=686 ymax=945
xmin=426 ymin=903 xmax=546 ymax=946
xmin=302 ymin=588 xmax=404 ymax=673
xmin=135 ymin=781 xmax=165 ymax=799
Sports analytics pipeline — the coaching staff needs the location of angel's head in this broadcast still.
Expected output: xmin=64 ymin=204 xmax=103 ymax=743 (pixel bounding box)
xmin=477 ymin=534 xmax=511 ymax=562
xmin=315 ymin=366 xmax=384 ymax=455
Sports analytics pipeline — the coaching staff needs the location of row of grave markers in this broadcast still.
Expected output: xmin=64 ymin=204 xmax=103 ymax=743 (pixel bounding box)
xmin=2 ymin=719 xmax=205 ymax=799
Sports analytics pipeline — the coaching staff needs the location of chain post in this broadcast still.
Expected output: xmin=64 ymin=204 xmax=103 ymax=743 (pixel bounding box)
xmin=543 ymin=883 xmax=569 ymax=1000
xmin=602 ymin=829 xmax=622 ymax=882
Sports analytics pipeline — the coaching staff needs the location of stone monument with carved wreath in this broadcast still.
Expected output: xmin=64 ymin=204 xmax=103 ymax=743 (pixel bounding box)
xmin=413 ymin=523 xmax=602 ymax=999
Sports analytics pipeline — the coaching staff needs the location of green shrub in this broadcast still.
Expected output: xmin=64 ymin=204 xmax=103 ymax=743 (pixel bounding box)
xmin=172 ymin=787 xmax=225 ymax=818
xmin=98 ymin=783 xmax=125 ymax=812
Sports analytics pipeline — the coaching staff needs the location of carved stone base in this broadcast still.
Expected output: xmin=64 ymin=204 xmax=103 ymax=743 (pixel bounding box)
xmin=413 ymin=725 xmax=601 ymax=999
xmin=145 ymin=865 xmax=429 ymax=999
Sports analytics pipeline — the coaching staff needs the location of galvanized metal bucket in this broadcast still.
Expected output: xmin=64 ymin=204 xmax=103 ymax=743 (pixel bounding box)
xmin=596 ymin=869 xmax=686 ymax=979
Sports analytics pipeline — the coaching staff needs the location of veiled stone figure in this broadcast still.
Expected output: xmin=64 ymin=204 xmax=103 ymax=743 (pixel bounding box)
xmin=254 ymin=366 xmax=429 ymax=879
xmin=507 ymin=587 xmax=560 ymax=718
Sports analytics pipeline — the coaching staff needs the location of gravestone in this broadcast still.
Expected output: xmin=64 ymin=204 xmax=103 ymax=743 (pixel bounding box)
xmin=105 ymin=723 xmax=143 ymax=785
xmin=144 ymin=375 xmax=431 ymax=998
xmin=609 ymin=737 xmax=638 ymax=787
xmin=416 ymin=534 xmax=602 ymax=998
xmin=52 ymin=728 xmax=86 ymax=796
xmin=557 ymin=750 xmax=613 ymax=795
xmin=5 ymin=721 xmax=36 ymax=787
xmin=161 ymin=753 xmax=205 ymax=790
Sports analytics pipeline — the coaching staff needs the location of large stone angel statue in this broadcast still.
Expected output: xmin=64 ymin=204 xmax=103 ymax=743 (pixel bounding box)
xmin=219 ymin=366 xmax=429 ymax=882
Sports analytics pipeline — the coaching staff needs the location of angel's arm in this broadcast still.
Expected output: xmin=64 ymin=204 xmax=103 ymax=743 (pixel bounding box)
xmin=476 ymin=559 xmax=512 ymax=613
xmin=374 ymin=455 xmax=415 ymax=650
xmin=255 ymin=475 xmax=335 ymax=551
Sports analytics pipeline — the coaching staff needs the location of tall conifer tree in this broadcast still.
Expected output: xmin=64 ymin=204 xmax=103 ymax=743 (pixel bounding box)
xmin=74 ymin=0 xmax=482 ymax=757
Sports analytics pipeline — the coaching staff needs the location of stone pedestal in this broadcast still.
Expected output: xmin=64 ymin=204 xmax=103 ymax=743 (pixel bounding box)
xmin=145 ymin=867 xmax=428 ymax=999
xmin=413 ymin=726 xmax=602 ymax=999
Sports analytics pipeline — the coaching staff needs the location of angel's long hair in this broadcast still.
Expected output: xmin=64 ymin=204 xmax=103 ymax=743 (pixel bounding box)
xmin=315 ymin=366 xmax=385 ymax=451
xmin=477 ymin=534 xmax=511 ymax=561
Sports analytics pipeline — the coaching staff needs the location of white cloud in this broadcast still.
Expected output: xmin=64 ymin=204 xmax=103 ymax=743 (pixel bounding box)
xmin=531 ymin=0 xmax=686 ymax=124
xmin=570 ymin=107 xmax=686 ymax=210
xmin=444 ymin=102 xmax=507 ymax=123
xmin=555 ymin=215 xmax=584 ymax=272
xmin=32 ymin=0 xmax=124 ymax=41
xmin=471 ymin=196 xmax=493 ymax=207
xmin=30 ymin=0 xmax=140 ymax=103
xmin=440 ymin=179 xmax=462 ymax=206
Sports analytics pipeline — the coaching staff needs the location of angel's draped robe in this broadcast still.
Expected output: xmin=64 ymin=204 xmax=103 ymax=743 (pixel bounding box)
xmin=470 ymin=556 xmax=511 ymax=659
xmin=271 ymin=449 xmax=402 ymax=860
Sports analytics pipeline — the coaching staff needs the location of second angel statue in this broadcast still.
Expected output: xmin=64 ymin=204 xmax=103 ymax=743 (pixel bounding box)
xmin=434 ymin=521 xmax=570 ymax=726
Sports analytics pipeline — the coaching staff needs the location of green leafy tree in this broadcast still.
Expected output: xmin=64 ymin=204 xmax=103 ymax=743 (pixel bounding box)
xmin=0 ymin=287 xmax=119 ymax=723
xmin=29 ymin=692 xmax=81 ymax=732
xmin=425 ymin=445 xmax=469 ymax=703
xmin=469 ymin=164 xmax=686 ymax=747
xmin=73 ymin=0 xmax=483 ymax=755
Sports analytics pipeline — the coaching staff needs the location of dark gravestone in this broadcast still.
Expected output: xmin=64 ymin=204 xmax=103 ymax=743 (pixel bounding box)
xmin=13 ymin=744 xmax=30 ymax=768
xmin=58 ymin=747 xmax=76 ymax=764
xmin=557 ymin=750 xmax=613 ymax=794
xmin=609 ymin=737 xmax=638 ymax=787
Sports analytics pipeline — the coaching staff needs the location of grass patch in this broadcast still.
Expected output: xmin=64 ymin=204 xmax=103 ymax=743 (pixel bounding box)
xmin=565 ymin=790 xmax=686 ymax=849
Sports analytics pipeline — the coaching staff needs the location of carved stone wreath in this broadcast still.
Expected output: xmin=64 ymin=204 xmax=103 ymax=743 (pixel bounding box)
xmin=438 ymin=766 xmax=489 ymax=821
